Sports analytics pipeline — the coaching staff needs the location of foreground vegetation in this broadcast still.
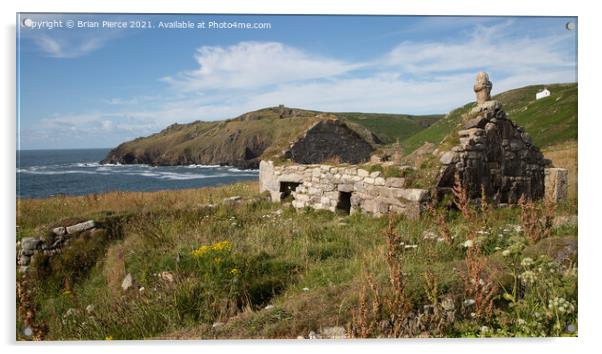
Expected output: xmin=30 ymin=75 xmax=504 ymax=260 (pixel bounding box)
xmin=17 ymin=180 xmax=577 ymax=340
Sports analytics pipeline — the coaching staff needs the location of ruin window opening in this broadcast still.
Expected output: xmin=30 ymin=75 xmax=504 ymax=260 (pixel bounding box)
xmin=336 ymin=192 xmax=352 ymax=215
xmin=279 ymin=181 xmax=301 ymax=201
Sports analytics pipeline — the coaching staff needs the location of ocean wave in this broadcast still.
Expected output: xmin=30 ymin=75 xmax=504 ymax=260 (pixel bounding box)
xmin=185 ymin=164 xmax=222 ymax=169
xmin=17 ymin=169 xmax=109 ymax=176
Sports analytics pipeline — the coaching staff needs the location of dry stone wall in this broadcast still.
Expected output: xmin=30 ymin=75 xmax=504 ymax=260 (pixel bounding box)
xmin=436 ymin=73 xmax=548 ymax=203
xmin=259 ymin=161 xmax=430 ymax=219
xmin=287 ymin=119 xmax=375 ymax=164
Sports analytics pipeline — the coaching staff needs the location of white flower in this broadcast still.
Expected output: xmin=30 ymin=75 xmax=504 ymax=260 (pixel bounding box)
xmin=521 ymin=257 xmax=534 ymax=268
xmin=302 ymin=287 xmax=310 ymax=292
xmin=463 ymin=240 xmax=474 ymax=248
xmin=519 ymin=271 xmax=537 ymax=285
xmin=502 ymin=250 xmax=511 ymax=257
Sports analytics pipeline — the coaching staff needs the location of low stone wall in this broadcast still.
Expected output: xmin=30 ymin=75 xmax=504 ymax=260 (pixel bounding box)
xmin=259 ymin=161 xmax=430 ymax=219
xmin=17 ymin=220 xmax=98 ymax=273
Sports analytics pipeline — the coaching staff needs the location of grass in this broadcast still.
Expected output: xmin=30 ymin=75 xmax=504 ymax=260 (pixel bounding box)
xmin=16 ymin=181 xmax=577 ymax=340
xmin=340 ymin=113 xmax=442 ymax=145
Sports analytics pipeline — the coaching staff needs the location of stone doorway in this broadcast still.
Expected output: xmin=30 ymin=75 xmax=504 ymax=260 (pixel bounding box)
xmin=336 ymin=191 xmax=352 ymax=215
xmin=279 ymin=181 xmax=301 ymax=201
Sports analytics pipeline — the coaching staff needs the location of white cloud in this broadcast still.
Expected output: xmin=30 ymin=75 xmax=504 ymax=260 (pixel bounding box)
xmin=21 ymin=21 xmax=577 ymax=149
xmin=28 ymin=33 xmax=116 ymax=58
xmin=162 ymin=41 xmax=363 ymax=92
xmin=384 ymin=20 xmax=574 ymax=76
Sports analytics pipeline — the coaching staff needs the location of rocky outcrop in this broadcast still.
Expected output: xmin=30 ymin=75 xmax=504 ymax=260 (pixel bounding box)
xmin=260 ymin=161 xmax=429 ymax=219
xmin=436 ymin=73 xmax=548 ymax=203
xmin=286 ymin=117 xmax=376 ymax=164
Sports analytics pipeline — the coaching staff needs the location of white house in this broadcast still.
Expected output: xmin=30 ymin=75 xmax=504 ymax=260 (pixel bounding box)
xmin=536 ymin=88 xmax=551 ymax=100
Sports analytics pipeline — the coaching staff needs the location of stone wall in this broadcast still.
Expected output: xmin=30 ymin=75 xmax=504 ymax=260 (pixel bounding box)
xmin=17 ymin=220 xmax=98 ymax=273
xmin=545 ymin=168 xmax=569 ymax=202
xmin=259 ymin=161 xmax=430 ymax=219
xmin=287 ymin=119 xmax=374 ymax=164
xmin=436 ymin=100 xmax=547 ymax=203
xmin=435 ymin=73 xmax=551 ymax=203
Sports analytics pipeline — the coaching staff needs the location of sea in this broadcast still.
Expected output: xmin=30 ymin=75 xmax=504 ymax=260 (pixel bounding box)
xmin=16 ymin=149 xmax=259 ymax=199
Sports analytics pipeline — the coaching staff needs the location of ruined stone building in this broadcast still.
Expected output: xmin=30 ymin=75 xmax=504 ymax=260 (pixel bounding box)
xmin=260 ymin=72 xmax=568 ymax=218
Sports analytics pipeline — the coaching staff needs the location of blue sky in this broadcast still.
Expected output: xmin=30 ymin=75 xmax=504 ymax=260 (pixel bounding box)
xmin=17 ymin=14 xmax=577 ymax=150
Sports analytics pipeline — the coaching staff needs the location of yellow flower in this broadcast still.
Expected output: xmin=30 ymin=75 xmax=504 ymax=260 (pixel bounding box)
xmin=105 ymin=336 xmax=113 ymax=340
xmin=191 ymin=245 xmax=210 ymax=257
xmin=230 ymin=268 xmax=240 ymax=276
xmin=191 ymin=241 xmax=232 ymax=258
xmin=212 ymin=240 xmax=232 ymax=251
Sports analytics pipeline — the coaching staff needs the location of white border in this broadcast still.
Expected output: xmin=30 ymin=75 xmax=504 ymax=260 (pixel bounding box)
xmin=2 ymin=1 xmax=600 ymax=354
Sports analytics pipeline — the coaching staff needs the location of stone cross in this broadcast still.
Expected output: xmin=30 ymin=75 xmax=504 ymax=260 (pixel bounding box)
xmin=474 ymin=72 xmax=493 ymax=104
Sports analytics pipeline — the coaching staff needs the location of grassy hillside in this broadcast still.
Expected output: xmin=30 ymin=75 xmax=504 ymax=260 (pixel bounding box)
xmin=402 ymin=83 xmax=577 ymax=153
xmin=339 ymin=113 xmax=442 ymax=144
xmin=101 ymin=107 xmax=441 ymax=168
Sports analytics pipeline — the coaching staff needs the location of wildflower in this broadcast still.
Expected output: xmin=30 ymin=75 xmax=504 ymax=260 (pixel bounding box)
xmin=463 ymin=240 xmax=474 ymax=248
xmin=519 ymin=270 xmax=537 ymax=285
xmin=230 ymin=268 xmax=240 ymax=276
xmin=212 ymin=240 xmax=232 ymax=251
xmin=502 ymin=250 xmax=511 ymax=257
xmin=521 ymin=257 xmax=534 ymax=268
xmin=548 ymin=297 xmax=575 ymax=314
xmin=105 ymin=336 xmax=113 ymax=340
xmin=302 ymin=287 xmax=310 ymax=292
xmin=191 ymin=240 xmax=232 ymax=257
xmin=191 ymin=245 xmax=210 ymax=257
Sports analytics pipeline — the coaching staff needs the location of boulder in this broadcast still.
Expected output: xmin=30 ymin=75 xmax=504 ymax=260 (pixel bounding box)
xmin=121 ymin=273 xmax=134 ymax=291
xmin=52 ymin=227 xmax=66 ymax=236
xmin=66 ymin=220 xmax=96 ymax=234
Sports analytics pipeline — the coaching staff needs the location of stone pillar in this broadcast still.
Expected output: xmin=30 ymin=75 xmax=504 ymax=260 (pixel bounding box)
xmin=544 ymin=168 xmax=568 ymax=202
xmin=474 ymin=72 xmax=493 ymax=104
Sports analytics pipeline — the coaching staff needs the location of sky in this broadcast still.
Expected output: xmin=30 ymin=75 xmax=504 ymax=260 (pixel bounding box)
xmin=16 ymin=14 xmax=577 ymax=150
